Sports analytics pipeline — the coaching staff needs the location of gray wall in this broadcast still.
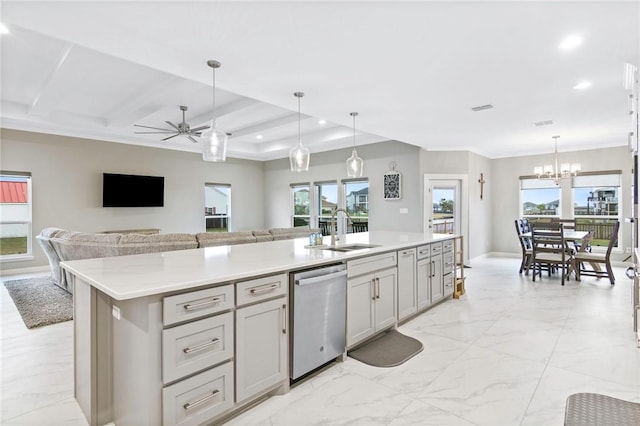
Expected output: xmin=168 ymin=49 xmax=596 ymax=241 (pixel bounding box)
xmin=419 ymin=149 xmax=493 ymax=261
xmin=1 ymin=127 xmax=631 ymax=272
xmin=263 ymin=141 xmax=424 ymax=232
xmin=0 ymin=129 xmax=266 ymax=271
xmin=491 ymin=145 xmax=632 ymax=261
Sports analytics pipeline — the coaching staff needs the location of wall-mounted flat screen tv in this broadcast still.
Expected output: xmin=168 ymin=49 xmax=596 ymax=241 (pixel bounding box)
xmin=102 ymin=173 xmax=164 ymax=207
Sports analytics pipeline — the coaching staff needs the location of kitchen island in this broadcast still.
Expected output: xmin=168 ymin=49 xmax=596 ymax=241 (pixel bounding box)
xmin=61 ymin=231 xmax=456 ymax=426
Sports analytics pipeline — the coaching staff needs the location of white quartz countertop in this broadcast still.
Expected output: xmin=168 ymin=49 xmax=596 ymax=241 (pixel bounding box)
xmin=61 ymin=231 xmax=453 ymax=300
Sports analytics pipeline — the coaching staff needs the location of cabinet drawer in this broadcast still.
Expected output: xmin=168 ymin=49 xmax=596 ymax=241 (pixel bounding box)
xmin=164 ymin=285 xmax=234 ymax=326
xmin=417 ymin=244 xmax=431 ymax=260
xmin=162 ymin=361 xmax=234 ymax=426
xmin=443 ymin=253 xmax=454 ymax=272
xmin=443 ymin=239 xmax=454 ymax=253
xmin=236 ymin=273 xmax=287 ymax=306
xmin=347 ymin=251 xmax=397 ymax=278
xmin=430 ymin=242 xmax=443 ymax=256
xmin=162 ymin=312 xmax=233 ymax=384
xmin=444 ymin=273 xmax=454 ymax=296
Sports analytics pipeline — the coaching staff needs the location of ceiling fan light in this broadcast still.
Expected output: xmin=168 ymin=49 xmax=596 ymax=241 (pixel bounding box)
xmin=346 ymin=149 xmax=364 ymax=177
xmin=202 ymin=119 xmax=228 ymax=162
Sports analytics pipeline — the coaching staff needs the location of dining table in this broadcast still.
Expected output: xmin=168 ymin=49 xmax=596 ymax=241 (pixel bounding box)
xmin=521 ymin=230 xmax=601 ymax=278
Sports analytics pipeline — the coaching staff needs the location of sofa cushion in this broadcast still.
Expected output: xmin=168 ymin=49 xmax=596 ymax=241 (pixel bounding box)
xmin=252 ymin=229 xmax=274 ymax=242
xmin=117 ymin=233 xmax=198 ymax=255
xmin=51 ymin=231 xmax=123 ymax=261
xmin=196 ymin=231 xmax=257 ymax=248
xmin=269 ymin=226 xmax=315 ymax=241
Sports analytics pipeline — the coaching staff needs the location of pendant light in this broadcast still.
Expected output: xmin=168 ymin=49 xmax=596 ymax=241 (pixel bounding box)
xmin=346 ymin=112 xmax=364 ymax=177
xmin=289 ymin=92 xmax=310 ymax=172
xmin=201 ymin=60 xmax=228 ymax=162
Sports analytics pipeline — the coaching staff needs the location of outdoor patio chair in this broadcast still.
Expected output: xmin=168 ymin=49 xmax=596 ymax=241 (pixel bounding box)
xmin=574 ymin=221 xmax=619 ymax=285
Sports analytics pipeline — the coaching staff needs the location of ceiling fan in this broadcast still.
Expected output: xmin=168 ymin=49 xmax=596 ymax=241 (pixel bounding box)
xmin=134 ymin=105 xmax=209 ymax=143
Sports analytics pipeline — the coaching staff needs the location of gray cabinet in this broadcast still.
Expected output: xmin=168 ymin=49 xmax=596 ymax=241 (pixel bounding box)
xmin=235 ymin=275 xmax=288 ymax=403
xmin=397 ymin=248 xmax=417 ymax=321
xmin=346 ymin=252 xmax=398 ymax=348
xmin=417 ymin=241 xmax=448 ymax=308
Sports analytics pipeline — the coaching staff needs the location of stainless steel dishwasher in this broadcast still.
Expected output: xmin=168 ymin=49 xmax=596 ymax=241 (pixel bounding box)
xmin=290 ymin=263 xmax=347 ymax=380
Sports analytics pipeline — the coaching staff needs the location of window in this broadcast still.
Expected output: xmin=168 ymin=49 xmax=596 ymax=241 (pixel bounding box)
xmin=0 ymin=172 xmax=32 ymax=261
xmin=520 ymin=178 xmax=561 ymax=217
xmin=316 ymin=181 xmax=338 ymax=234
xmin=291 ymin=183 xmax=310 ymax=227
xmin=343 ymin=179 xmax=369 ymax=232
xmin=572 ymin=172 xmax=621 ymax=249
xmin=204 ymin=183 xmax=230 ymax=232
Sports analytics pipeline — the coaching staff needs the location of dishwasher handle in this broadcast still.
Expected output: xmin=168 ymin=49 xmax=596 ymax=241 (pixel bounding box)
xmin=295 ymin=270 xmax=347 ymax=286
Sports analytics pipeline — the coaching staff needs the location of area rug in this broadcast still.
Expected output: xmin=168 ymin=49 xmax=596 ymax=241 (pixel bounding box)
xmin=4 ymin=276 xmax=72 ymax=329
xmin=348 ymin=329 xmax=423 ymax=367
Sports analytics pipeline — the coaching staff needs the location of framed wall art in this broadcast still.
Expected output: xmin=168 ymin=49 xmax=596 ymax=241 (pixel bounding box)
xmin=383 ymin=162 xmax=401 ymax=200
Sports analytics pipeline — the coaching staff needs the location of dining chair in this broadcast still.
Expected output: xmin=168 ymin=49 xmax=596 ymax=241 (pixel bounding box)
xmin=514 ymin=219 xmax=532 ymax=274
xmin=530 ymin=222 xmax=573 ymax=285
xmin=574 ymin=221 xmax=620 ymax=285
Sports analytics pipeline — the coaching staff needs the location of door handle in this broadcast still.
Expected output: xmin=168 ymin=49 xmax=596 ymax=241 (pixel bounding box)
xmin=376 ymin=277 xmax=380 ymax=299
xmin=281 ymin=304 xmax=287 ymax=334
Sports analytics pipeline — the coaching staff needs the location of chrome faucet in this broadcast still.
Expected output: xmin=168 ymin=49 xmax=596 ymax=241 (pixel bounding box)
xmin=330 ymin=208 xmax=354 ymax=246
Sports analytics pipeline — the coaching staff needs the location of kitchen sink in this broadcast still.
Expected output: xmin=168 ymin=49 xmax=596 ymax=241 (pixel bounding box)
xmin=322 ymin=244 xmax=379 ymax=252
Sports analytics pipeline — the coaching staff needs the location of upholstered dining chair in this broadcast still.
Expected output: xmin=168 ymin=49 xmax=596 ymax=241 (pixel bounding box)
xmin=530 ymin=222 xmax=573 ymax=285
xmin=574 ymin=221 xmax=620 ymax=285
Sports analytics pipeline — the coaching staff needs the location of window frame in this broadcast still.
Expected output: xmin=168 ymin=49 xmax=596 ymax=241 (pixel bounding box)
xmin=0 ymin=171 xmax=33 ymax=262
xmin=204 ymin=183 xmax=231 ymax=232
xmin=571 ymin=171 xmax=622 ymax=251
xmin=342 ymin=178 xmax=369 ymax=233
xmin=291 ymin=182 xmax=311 ymax=227
xmin=519 ymin=178 xmax=562 ymax=218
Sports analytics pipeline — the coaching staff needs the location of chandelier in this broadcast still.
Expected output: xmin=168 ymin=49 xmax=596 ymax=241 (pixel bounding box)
xmin=534 ymin=135 xmax=581 ymax=185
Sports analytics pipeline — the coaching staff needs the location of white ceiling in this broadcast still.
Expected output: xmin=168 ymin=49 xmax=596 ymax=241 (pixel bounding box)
xmin=1 ymin=1 xmax=638 ymax=161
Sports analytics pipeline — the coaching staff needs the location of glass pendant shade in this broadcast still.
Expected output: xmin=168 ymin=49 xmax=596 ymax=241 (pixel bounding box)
xmin=346 ymin=148 xmax=364 ymax=177
xmin=201 ymin=119 xmax=228 ymax=162
xmin=202 ymin=60 xmax=227 ymax=162
xmin=289 ymin=92 xmax=309 ymax=172
xmin=289 ymin=140 xmax=310 ymax=172
xmin=346 ymin=111 xmax=364 ymax=177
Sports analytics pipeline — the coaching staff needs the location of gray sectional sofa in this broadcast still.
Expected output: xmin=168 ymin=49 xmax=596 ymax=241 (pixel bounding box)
xmin=37 ymin=225 xmax=318 ymax=294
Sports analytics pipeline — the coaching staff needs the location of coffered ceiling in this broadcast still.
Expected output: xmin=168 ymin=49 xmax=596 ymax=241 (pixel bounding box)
xmin=1 ymin=1 xmax=638 ymax=161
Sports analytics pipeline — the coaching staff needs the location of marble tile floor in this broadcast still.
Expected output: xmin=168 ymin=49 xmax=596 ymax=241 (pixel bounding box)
xmin=1 ymin=257 xmax=639 ymax=426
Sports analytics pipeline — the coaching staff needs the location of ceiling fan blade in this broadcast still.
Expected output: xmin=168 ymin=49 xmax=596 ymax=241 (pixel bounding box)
xmin=133 ymin=124 xmax=173 ymax=131
xmin=165 ymin=121 xmax=180 ymax=131
xmin=190 ymin=125 xmax=210 ymax=132
xmin=161 ymin=134 xmax=180 ymax=141
xmin=187 ymin=136 xmax=199 ymax=143
xmin=134 ymin=131 xmax=177 ymax=134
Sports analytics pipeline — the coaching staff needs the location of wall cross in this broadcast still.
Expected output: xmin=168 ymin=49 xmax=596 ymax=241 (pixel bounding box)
xmin=478 ymin=173 xmax=486 ymax=200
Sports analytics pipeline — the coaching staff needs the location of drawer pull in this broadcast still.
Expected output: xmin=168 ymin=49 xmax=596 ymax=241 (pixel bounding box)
xmin=183 ymin=298 xmax=221 ymax=311
xmin=183 ymin=389 xmax=220 ymax=411
xmin=249 ymin=284 xmax=278 ymax=295
xmin=183 ymin=338 xmax=220 ymax=354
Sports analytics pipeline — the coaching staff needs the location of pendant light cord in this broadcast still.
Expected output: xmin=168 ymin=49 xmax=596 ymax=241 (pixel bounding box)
xmin=212 ymin=67 xmax=216 ymax=116
xmin=298 ymin=95 xmax=301 ymax=141
xmin=353 ymin=113 xmax=356 ymax=147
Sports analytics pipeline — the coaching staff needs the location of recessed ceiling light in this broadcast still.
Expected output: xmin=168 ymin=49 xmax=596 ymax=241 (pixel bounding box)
xmin=573 ymin=81 xmax=592 ymax=90
xmin=559 ymin=35 xmax=582 ymax=50
xmin=0 ymin=23 xmax=9 ymax=35
xmin=256 ymin=135 xmax=263 ymax=140
xmin=318 ymin=119 xmax=326 ymax=125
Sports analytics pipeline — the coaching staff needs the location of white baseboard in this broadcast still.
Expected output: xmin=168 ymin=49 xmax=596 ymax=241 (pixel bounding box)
xmin=0 ymin=265 xmax=49 ymax=277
